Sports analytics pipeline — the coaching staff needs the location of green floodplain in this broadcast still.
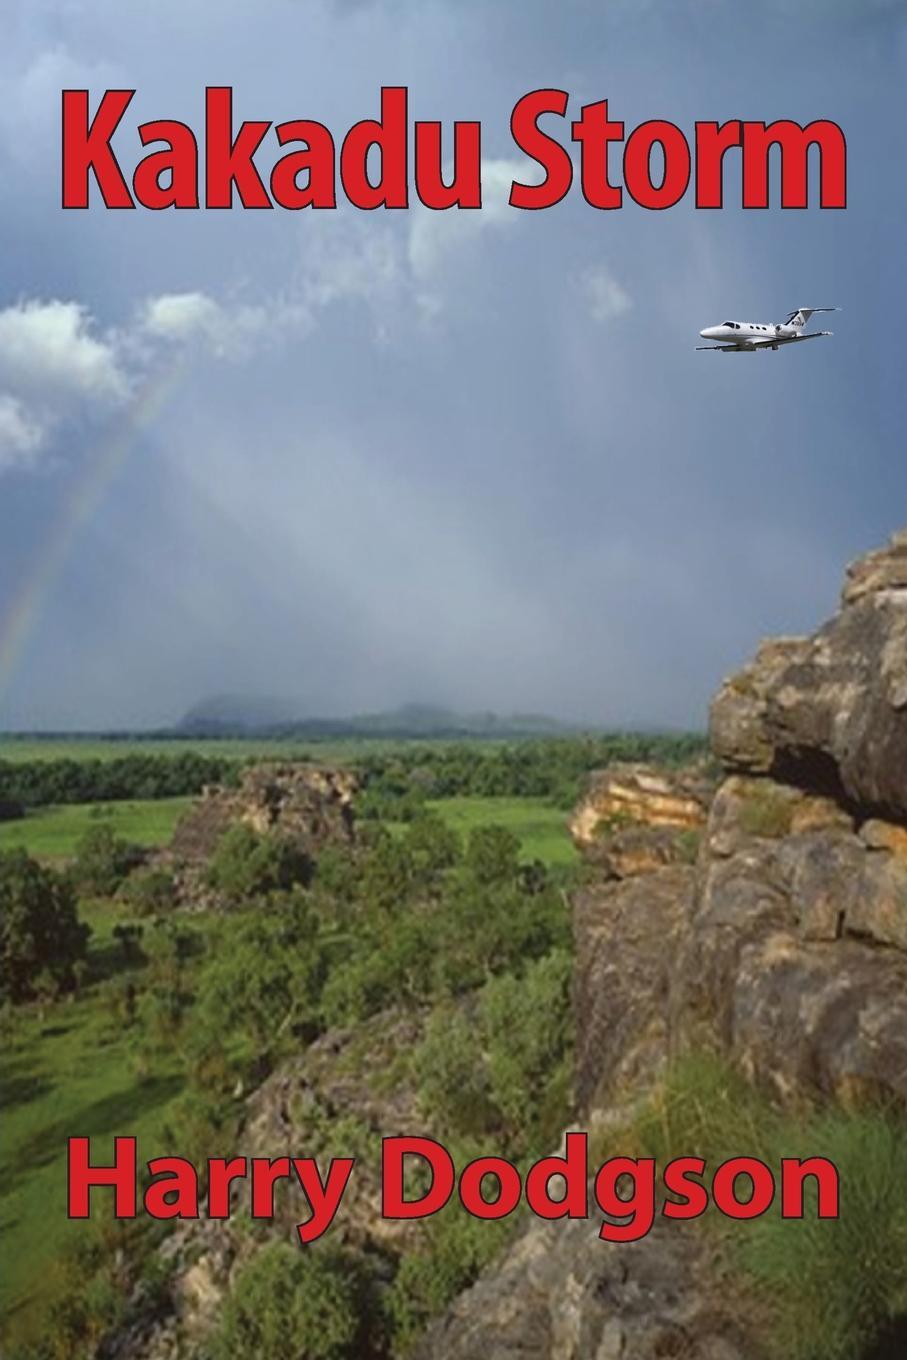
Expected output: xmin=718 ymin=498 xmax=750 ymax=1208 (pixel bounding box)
xmin=0 ymin=733 xmax=587 ymax=1347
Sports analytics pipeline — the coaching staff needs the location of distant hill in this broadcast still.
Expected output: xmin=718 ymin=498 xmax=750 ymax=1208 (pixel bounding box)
xmin=175 ymin=696 xmax=583 ymax=740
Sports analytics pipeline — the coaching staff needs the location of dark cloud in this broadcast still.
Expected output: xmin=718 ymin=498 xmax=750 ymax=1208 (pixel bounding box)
xmin=0 ymin=0 xmax=904 ymax=729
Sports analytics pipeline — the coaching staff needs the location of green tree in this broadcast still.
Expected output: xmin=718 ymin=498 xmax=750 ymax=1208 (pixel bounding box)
xmin=0 ymin=849 xmax=90 ymax=1003
xmin=207 ymin=824 xmax=310 ymax=904
xmin=71 ymin=825 xmax=140 ymax=897
xmin=464 ymin=825 xmax=520 ymax=886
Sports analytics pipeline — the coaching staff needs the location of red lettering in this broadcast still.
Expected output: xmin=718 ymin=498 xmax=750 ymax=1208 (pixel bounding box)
xmin=382 ymin=1136 xmax=454 ymax=1219
xmin=134 ymin=120 xmax=199 ymax=209
xmin=340 ymin=86 xmax=409 ymax=210
xmin=458 ymin=1157 xmax=522 ymax=1220
xmin=205 ymin=87 xmax=272 ymax=209
xmin=61 ymin=89 xmax=135 ymax=209
xmin=742 ymin=119 xmax=846 ymax=208
xmin=781 ymin=1157 xmax=839 ymax=1219
xmin=525 ymin=1132 xmax=589 ymax=1220
xmin=571 ymin=100 xmax=624 ymax=209
xmin=271 ymin=120 xmax=337 ymax=209
xmin=67 ymin=1136 xmax=136 ymax=1218
xmin=415 ymin=119 xmax=482 ymax=209
xmin=144 ymin=1157 xmax=200 ymax=1219
xmin=509 ymin=89 xmax=573 ymax=209
xmin=250 ymin=1156 xmax=292 ymax=1217
xmin=695 ymin=120 xmax=742 ymax=208
xmin=624 ymin=120 xmax=690 ymax=209
xmin=662 ymin=1156 xmax=709 ymax=1219
xmin=292 ymin=1156 xmax=356 ymax=1244
xmin=712 ymin=1157 xmax=775 ymax=1219
xmin=207 ymin=1157 xmax=248 ymax=1218
xmin=593 ymin=1157 xmax=655 ymax=1243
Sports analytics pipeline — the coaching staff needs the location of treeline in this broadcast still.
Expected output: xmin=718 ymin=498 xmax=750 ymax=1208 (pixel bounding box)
xmin=0 ymin=752 xmax=239 ymax=809
xmin=0 ymin=732 xmax=708 ymax=813
xmin=357 ymin=732 xmax=709 ymax=815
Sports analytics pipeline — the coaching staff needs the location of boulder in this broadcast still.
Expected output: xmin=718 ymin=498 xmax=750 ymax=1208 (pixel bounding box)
xmin=710 ymin=531 xmax=907 ymax=821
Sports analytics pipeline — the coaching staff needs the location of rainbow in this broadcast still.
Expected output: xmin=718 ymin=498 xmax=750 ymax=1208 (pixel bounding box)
xmin=0 ymin=363 xmax=183 ymax=712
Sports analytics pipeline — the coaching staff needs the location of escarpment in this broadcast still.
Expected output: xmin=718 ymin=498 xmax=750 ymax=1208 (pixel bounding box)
xmin=416 ymin=530 xmax=907 ymax=1359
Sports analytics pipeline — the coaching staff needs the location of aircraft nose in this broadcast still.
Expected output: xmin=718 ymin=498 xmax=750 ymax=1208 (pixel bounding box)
xmin=700 ymin=327 xmax=714 ymax=339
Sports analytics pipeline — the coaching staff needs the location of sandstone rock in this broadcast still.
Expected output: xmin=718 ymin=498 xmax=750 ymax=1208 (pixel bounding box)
xmin=859 ymin=817 xmax=907 ymax=860
xmin=413 ymin=1209 xmax=751 ymax=1360
xmin=161 ymin=761 xmax=358 ymax=906
xmin=710 ymin=532 xmax=907 ymax=821
xmin=842 ymin=526 xmax=907 ymax=605
xmin=671 ymin=774 xmax=907 ymax=1109
xmin=170 ymin=762 xmax=357 ymax=863
xmin=574 ymin=866 xmax=695 ymax=1114
xmin=849 ymin=851 xmax=907 ymax=952
xmin=569 ymin=764 xmax=711 ymax=846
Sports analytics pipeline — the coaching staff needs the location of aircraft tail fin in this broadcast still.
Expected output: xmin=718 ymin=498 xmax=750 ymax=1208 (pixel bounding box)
xmin=785 ymin=306 xmax=840 ymax=329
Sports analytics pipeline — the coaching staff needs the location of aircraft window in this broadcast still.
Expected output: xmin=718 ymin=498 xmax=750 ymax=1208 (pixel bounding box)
xmin=723 ymin=321 xmax=735 ymax=328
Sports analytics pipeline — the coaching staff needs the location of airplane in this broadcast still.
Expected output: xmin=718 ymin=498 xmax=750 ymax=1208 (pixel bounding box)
xmin=697 ymin=307 xmax=839 ymax=352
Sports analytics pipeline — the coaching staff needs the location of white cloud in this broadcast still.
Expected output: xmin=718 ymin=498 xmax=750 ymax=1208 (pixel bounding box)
xmin=580 ymin=265 xmax=633 ymax=322
xmin=0 ymin=299 xmax=128 ymax=401
xmin=0 ymin=394 xmax=46 ymax=471
xmin=139 ymin=290 xmax=312 ymax=360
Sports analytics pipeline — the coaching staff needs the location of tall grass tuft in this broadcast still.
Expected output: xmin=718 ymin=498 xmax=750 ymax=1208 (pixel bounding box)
xmin=630 ymin=1053 xmax=907 ymax=1360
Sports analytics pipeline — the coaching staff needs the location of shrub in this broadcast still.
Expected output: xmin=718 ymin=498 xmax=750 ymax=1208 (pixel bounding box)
xmin=480 ymin=948 xmax=573 ymax=1152
xmin=207 ymin=824 xmax=310 ymax=903
xmin=213 ymin=1242 xmax=376 ymax=1360
xmin=0 ymin=849 xmax=91 ymax=1003
xmin=387 ymin=1198 xmax=511 ymax=1354
xmin=71 ymin=825 xmax=141 ymax=897
xmin=464 ymin=825 xmax=521 ymax=886
xmin=119 ymin=867 xmax=178 ymax=916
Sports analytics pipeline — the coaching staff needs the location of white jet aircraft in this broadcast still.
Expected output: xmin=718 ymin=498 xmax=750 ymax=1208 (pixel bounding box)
xmin=697 ymin=307 xmax=839 ymax=352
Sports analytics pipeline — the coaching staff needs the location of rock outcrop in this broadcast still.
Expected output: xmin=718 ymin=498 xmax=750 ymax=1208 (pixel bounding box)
xmin=414 ymin=1212 xmax=749 ymax=1360
xmin=421 ymin=530 xmax=907 ymax=1358
xmin=569 ymin=763 xmax=713 ymax=880
xmin=170 ymin=762 xmax=357 ymax=863
xmin=711 ymin=528 xmax=907 ymax=821
xmin=160 ymin=761 xmax=357 ymax=904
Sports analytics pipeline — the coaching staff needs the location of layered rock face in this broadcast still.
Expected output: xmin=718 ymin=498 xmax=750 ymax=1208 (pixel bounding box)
xmin=170 ymin=762 xmax=357 ymax=863
xmin=711 ymin=528 xmax=907 ymax=820
xmin=420 ymin=531 xmax=907 ymax=1359
xmin=569 ymin=763 xmax=713 ymax=880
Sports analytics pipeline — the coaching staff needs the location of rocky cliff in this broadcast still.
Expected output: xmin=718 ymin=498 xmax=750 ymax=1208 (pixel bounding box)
xmin=417 ymin=531 xmax=907 ymax=1358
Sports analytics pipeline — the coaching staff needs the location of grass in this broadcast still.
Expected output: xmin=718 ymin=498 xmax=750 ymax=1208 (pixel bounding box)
xmin=0 ymin=735 xmax=497 ymax=764
xmin=0 ymin=793 xmax=577 ymax=869
xmin=0 ymin=901 xmax=189 ymax=1348
xmin=627 ymin=1054 xmax=907 ymax=1360
xmin=0 ymin=797 xmax=193 ymax=861
xmin=425 ymin=796 xmax=577 ymax=867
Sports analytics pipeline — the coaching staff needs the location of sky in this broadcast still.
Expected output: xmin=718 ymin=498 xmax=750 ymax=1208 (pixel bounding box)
xmin=0 ymin=0 xmax=905 ymax=731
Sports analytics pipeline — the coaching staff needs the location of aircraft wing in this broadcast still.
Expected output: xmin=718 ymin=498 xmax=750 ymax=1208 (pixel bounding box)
xmin=695 ymin=343 xmax=743 ymax=351
xmin=751 ymin=331 xmax=833 ymax=347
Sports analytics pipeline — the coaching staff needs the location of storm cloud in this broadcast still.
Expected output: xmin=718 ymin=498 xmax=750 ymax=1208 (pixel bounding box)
xmin=0 ymin=0 xmax=904 ymax=729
